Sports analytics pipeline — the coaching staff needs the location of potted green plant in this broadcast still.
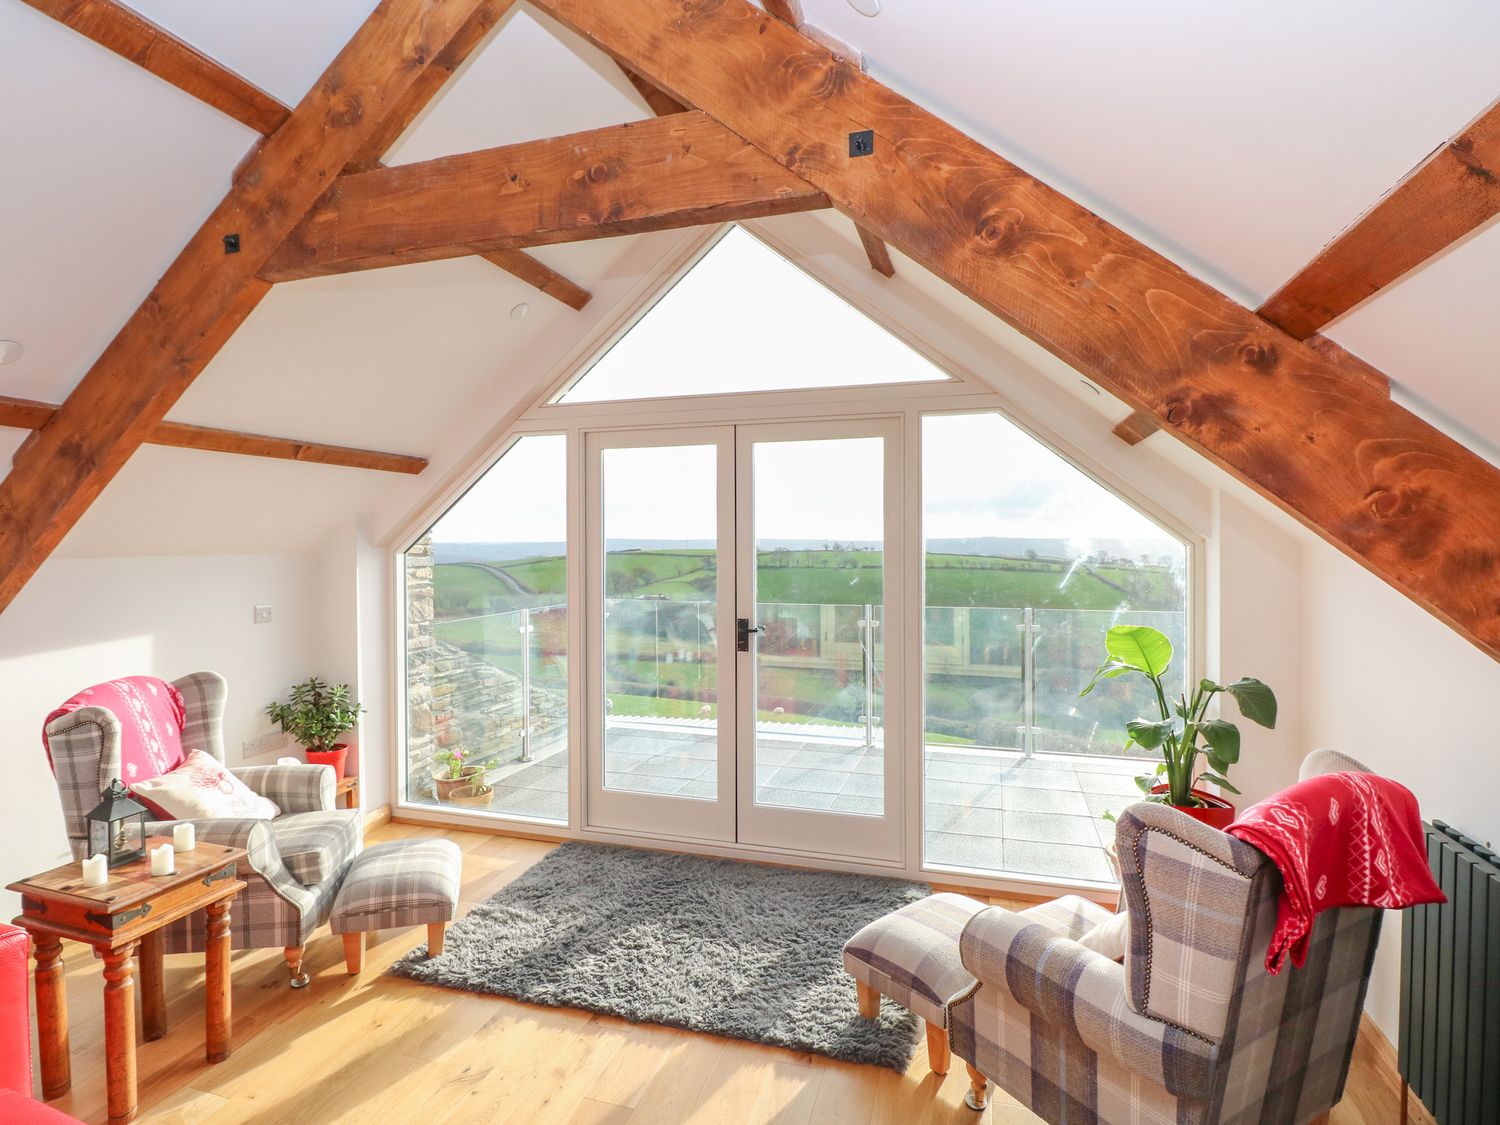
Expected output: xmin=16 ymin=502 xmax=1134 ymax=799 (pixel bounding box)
xmin=265 ymin=677 xmax=364 ymax=782
xmin=1081 ymin=624 xmax=1276 ymax=829
xmin=433 ymin=748 xmax=483 ymax=801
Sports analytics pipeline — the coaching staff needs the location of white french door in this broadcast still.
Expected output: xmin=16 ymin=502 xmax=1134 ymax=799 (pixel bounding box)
xmin=583 ymin=420 xmax=904 ymax=862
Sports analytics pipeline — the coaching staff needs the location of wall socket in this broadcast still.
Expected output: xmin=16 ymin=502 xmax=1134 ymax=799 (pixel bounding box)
xmin=242 ymin=731 xmax=287 ymax=757
xmin=253 ymin=604 xmax=273 ymax=624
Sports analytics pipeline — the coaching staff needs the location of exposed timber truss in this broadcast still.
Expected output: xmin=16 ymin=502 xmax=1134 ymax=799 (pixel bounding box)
xmin=4 ymin=0 xmax=1500 ymax=666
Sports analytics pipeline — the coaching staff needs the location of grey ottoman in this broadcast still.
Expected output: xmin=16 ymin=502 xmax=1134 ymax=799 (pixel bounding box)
xmin=842 ymin=892 xmax=987 ymax=1075
xmin=330 ymin=838 xmax=462 ymax=973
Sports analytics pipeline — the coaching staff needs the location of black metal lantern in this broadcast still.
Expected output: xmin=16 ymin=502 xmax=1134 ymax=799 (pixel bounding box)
xmin=86 ymin=780 xmax=148 ymax=868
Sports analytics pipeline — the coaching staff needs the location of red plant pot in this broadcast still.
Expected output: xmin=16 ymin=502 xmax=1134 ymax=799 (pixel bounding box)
xmin=1151 ymin=784 xmax=1235 ymax=830
xmin=305 ymin=743 xmax=349 ymax=782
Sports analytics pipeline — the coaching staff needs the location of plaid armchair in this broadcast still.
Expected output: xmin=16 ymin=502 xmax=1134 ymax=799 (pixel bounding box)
xmin=951 ymin=749 xmax=1381 ymax=1123
xmin=43 ymin=671 xmax=363 ymax=987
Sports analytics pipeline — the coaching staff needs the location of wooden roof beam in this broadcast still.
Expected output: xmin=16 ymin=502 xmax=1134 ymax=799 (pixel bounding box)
xmin=531 ymin=0 xmax=1500 ymax=661
xmin=20 ymin=0 xmax=291 ymax=135
xmin=761 ymin=0 xmax=865 ymax=68
xmin=0 ymin=0 xmax=502 ymax=612
xmin=619 ymin=65 xmax=689 ymax=116
xmin=25 ymin=0 xmax=589 ymax=310
xmin=854 ymin=223 xmax=895 ymax=277
xmin=260 ymin=113 xmax=830 ymax=283
xmin=0 ymin=396 xmax=425 ymax=474
xmin=1112 ymin=411 xmax=1158 ymax=446
xmin=1259 ymin=97 xmax=1500 ymax=339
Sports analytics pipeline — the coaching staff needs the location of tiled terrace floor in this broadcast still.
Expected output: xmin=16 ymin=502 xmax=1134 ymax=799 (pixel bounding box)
xmin=417 ymin=719 xmax=1147 ymax=885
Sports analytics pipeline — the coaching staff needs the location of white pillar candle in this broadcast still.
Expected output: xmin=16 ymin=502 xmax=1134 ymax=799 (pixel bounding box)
xmin=82 ymin=854 xmax=108 ymax=887
xmin=150 ymin=843 xmax=176 ymax=876
xmin=172 ymin=823 xmax=196 ymax=853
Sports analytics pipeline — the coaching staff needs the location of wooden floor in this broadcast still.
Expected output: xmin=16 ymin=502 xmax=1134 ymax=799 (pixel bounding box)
xmin=29 ymin=820 xmax=1427 ymax=1125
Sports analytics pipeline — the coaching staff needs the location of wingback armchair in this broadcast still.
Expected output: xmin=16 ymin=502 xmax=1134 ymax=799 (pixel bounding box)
xmin=950 ymin=749 xmax=1382 ymax=1123
xmin=43 ymin=671 xmax=363 ymax=987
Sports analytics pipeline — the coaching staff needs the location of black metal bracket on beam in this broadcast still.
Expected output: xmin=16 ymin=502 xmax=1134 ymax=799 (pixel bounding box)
xmin=849 ymin=129 xmax=874 ymax=157
xmin=223 ymin=233 xmax=241 ymax=254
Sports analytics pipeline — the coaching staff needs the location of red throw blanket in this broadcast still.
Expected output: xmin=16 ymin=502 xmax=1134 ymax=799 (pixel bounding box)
xmin=1227 ymin=771 xmax=1444 ymax=973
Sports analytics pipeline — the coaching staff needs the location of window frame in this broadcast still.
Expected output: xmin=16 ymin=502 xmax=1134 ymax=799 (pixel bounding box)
xmin=388 ymin=224 xmax=1205 ymax=900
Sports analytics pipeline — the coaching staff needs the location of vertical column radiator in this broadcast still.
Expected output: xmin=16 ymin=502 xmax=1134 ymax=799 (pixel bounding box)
xmin=1400 ymin=820 xmax=1500 ymax=1123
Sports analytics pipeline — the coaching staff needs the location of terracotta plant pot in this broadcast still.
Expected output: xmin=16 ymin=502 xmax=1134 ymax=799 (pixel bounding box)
xmin=305 ymin=743 xmax=349 ymax=782
xmin=1152 ymin=784 xmax=1235 ymax=829
xmin=434 ymin=767 xmax=484 ymax=801
xmin=446 ymin=783 xmax=495 ymax=808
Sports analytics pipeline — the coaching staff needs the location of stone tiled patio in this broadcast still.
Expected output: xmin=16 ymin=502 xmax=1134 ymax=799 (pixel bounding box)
xmin=416 ymin=718 xmax=1147 ymax=885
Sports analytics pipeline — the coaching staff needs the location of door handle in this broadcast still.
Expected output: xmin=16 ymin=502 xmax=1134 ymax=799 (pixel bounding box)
xmin=736 ymin=618 xmax=763 ymax=652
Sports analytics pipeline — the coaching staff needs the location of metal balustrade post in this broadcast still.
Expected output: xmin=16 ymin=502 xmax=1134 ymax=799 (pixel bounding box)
xmin=1019 ymin=607 xmax=1039 ymax=759
xmin=859 ymin=604 xmax=879 ymax=751
xmin=518 ymin=606 xmax=534 ymax=763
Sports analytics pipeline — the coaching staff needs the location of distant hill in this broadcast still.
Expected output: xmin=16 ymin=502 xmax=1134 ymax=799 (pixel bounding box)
xmin=435 ymin=535 xmax=1178 ymax=566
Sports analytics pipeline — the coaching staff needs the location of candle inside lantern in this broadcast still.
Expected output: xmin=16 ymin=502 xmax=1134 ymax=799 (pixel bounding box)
xmin=150 ymin=843 xmax=176 ymax=876
xmin=82 ymin=854 xmax=108 ymax=887
xmin=173 ymin=823 xmax=196 ymax=853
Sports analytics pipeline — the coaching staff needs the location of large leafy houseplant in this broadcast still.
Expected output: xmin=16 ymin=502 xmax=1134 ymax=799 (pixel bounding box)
xmin=1081 ymin=624 xmax=1276 ymax=813
xmin=266 ymin=678 xmax=363 ymax=752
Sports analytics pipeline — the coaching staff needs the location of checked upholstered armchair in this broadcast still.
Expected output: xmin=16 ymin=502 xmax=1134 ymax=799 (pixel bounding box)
xmin=43 ymin=671 xmax=363 ymax=987
xmin=950 ymin=749 xmax=1381 ymax=1123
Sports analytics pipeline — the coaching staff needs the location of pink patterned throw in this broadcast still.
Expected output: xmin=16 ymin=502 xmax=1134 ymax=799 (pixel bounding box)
xmin=1227 ymin=771 xmax=1445 ymax=973
xmin=43 ymin=676 xmax=187 ymax=787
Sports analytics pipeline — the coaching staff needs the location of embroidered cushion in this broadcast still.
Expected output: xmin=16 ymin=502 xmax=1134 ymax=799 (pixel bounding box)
xmin=129 ymin=750 xmax=279 ymax=821
xmin=44 ymin=676 xmax=187 ymax=785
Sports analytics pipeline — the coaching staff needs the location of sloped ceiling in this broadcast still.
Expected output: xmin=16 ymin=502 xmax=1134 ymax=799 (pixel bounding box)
xmin=2 ymin=0 xmax=1498 ymax=558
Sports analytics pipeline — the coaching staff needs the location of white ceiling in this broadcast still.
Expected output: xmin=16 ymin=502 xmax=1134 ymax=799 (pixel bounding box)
xmin=2 ymin=0 xmax=1497 ymax=557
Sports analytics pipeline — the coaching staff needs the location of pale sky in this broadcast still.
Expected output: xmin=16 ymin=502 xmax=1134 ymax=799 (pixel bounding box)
xmin=558 ymin=227 xmax=950 ymax=402
xmin=430 ymin=231 xmax=1180 ymax=559
xmin=430 ymin=434 xmax=566 ymax=544
xmin=922 ymin=413 xmax=1176 ymax=546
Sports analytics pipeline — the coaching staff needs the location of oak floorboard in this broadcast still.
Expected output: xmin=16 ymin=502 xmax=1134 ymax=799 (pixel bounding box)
xmin=24 ymin=822 xmax=1421 ymax=1123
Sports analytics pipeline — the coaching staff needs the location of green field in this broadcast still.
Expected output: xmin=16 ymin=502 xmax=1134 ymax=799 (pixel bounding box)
xmin=428 ymin=547 xmax=1182 ymax=751
xmin=433 ymin=548 xmax=1180 ymax=618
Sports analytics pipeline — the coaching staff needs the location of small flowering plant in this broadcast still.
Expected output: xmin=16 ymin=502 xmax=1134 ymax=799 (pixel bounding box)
xmin=437 ymin=748 xmax=472 ymax=780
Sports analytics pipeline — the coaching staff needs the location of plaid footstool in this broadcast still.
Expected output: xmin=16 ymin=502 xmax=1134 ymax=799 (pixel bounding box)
xmin=330 ymin=838 xmax=462 ymax=974
xmin=842 ymin=892 xmax=988 ymax=1075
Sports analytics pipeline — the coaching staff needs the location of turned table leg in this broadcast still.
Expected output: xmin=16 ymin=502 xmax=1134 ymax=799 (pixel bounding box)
xmin=138 ymin=929 xmax=167 ymax=1042
xmin=205 ymin=900 xmax=232 ymax=1063
xmin=33 ymin=936 xmax=70 ymax=1099
xmin=102 ymin=942 xmax=139 ymax=1123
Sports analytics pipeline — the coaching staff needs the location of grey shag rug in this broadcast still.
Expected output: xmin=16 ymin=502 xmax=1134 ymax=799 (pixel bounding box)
xmin=390 ymin=841 xmax=929 ymax=1069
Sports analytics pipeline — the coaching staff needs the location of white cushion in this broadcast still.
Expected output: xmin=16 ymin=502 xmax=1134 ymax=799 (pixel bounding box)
xmin=131 ymin=749 xmax=279 ymax=821
xmin=1076 ymin=910 xmax=1130 ymax=962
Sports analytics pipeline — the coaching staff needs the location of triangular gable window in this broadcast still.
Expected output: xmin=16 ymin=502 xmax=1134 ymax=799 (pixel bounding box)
xmin=554 ymin=227 xmax=953 ymax=403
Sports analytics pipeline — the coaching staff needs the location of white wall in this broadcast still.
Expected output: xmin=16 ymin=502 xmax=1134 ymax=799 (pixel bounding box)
xmin=0 ymin=552 xmax=321 ymax=919
xmin=317 ymin=518 xmax=395 ymax=813
xmin=1302 ymin=542 xmax=1500 ymax=1041
xmin=1206 ymin=489 xmax=1306 ymax=808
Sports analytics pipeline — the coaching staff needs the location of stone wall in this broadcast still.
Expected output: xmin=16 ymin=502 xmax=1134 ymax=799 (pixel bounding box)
xmin=404 ymin=533 xmax=566 ymax=798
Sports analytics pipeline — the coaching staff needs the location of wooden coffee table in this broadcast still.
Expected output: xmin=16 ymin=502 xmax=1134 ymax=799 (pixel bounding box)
xmin=9 ymin=839 xmax=247 ymax=1123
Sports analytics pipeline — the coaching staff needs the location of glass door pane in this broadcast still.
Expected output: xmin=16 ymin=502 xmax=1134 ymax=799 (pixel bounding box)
xmin=919 ymin=411 xmax=1190 ymax=884
xmin=735 ymin=420 xmax=903 ymax=862
xmin=585 ymin=429 xmax=736 ymax=841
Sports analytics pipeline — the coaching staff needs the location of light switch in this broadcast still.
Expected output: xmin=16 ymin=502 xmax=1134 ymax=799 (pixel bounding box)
xmin=253 ymin=604 xmax=273 ymax=624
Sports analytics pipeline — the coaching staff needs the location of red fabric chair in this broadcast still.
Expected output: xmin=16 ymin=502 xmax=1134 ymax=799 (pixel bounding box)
xmin=0 ymin=924 xmax=80 ymax=1122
